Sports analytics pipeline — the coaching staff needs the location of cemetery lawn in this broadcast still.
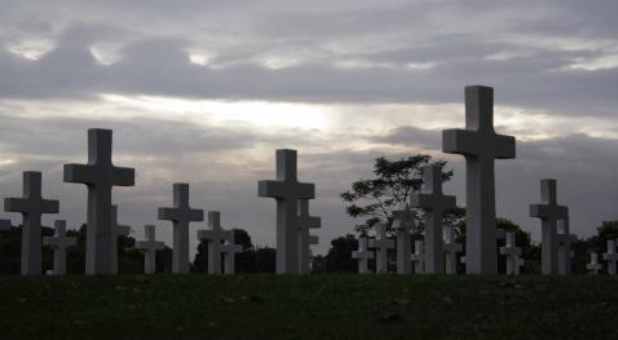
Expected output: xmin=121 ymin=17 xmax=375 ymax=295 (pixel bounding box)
xmin=1 ymin=275 xmax=617 ymax=340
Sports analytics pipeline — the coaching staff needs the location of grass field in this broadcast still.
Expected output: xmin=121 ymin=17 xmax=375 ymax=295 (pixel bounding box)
xmin=1 ymin=274 xmax=617 ymax=340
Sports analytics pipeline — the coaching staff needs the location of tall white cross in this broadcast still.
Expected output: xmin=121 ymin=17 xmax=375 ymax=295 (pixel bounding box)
xmin=158 ymin=183 xmax=204 ymax=273
xmin=135 ymin=225 xmax=165 ymax=274
xmin=198 ymin=211 xmax=234 ymax=274
xmin=443 ymin=86 xmax=516 ymax=274
xmin=499 ymin=231 xmax=523 ymax=275
xmin=530 ymin=179 xmax=568 ymax=274
xmin=410 ymin=165 xmax=456 ymax=274
xmin=411 ymin=239 xmax=425 ymax=274
xmin=43 ymin=220 xmax=77 ymax=275
xmin=297 ymin=199 xmax=321 ymax=274
xmin=557 ymin=217 xmax=577 ymax=275
xmin=5 ymin=171 xmax=59 ymax=275
xmin=369 ymin=224 xmax=394 ymax=274
xmin=64 ymin=129 xmax=135 ymax=275
xmin=587 ymin=253 xmax=602 ymax=275
xmin=603 ymin=240 xmax=618 ymax=276
xmin=444 ymin=227 xmax=463 ymax=275
xmin=392 ymin=206 xmax=416 ymax=274
xmin=111 ymin=205 xmax=131 ymax=274
xmin=352 ymin=236 xmax=374 ymax=274
xmin=258 ymin=149 xmax=315 ymax=274
xmin=221 ymin=235 xmax=243 ymax=274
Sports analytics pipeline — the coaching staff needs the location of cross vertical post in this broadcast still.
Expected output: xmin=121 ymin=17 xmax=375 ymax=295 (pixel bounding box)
xmin=352 ymin=236 xmax=374 ymax=274
xmin=197 ymin=211 xmax=234 ymax=274
xmin=297 ymin=199 xmax=321 ymax=274
xmin=392 ymin=207 xmax=415 ymax=274
xmin=369 ymin=224 xmax=394 ymax=274
xmin=444 ymin=226 xmax=463 ymax=275
xmin=442 ymin=86 xmax=516 ymax=274
xmin=603 ymin=240 xmax=618 ymax=275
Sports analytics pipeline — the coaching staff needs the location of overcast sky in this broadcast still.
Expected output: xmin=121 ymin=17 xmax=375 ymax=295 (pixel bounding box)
xmin=1 ymin=0 xmax=617 ymax=254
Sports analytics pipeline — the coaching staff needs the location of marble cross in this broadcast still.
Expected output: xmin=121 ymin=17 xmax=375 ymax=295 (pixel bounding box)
xmin=5 ymin=171 xmax=59 ymax=275
xmin=603 ymin=240 xmax=618 ymax=276
xmin=557 ymin=218 xmax=577 ymax=275
xmin=158 ymin=183 xmax=204 ymax=273
xmin=135 ymin=225 xmax=165 ymax=274
xmin=530 ymin=179 xmax=568 ymax=274
xmin=369 ymin=224 xmax=394 ymax=274
xmin=587 ymin=253 xmax=602 ymax=275
xmin=443 ymin=86 xmax=516 ymax=274
xmin=64 ymin=129 xmax=135 ymax=275
xmin=297 ymin=199 xmax=321 ymax=274
xmin=392 ymin=206 xmax=416 ymax=274
xmin=198 ymin=211 xmax=234 ymax=274
xmin=444 ymin=227 xmax=463 ymax=274
xmin=410 ymin=165 xmax=456 ymax=274
xmin=43 ymin=220 xmax=77 ymax=275
xmin=352 ymin=236 xmax=374 ymax=274
xmin=111 ymin=205 xmax=131 ymax=274
xmin=258 ymin=149 xmax=315 ymax=274
xmin=221 ymin=236 xmax=243 ymax=274
xmin=411 ymin=239 xmax=425 ymax=274
xmin=499 ymin=231 xmax=523 ymax=275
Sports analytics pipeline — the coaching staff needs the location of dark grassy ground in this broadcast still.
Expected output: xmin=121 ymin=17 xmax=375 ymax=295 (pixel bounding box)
xmin=0 ymin=274 xmax=617 ymax=340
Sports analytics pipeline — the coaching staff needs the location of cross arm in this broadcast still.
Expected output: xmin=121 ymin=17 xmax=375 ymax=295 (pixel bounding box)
xmin=64 ymin=163 xmax=95 ymax=184
xmin=113 ymin=166 xmax=135 ymax=187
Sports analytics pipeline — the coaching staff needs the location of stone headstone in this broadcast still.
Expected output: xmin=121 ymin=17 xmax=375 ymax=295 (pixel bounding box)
xmin=258 ymin=149 xmax=315 ymax=274
xmin=64 ymin=129 xmax=135 ymax=275
xmin=587 ymin=253 xmax=602 ymax=275
xmin=411 ymin=239 xmax=425 ymax=274
xmin=135 ymin=225 xmax=165 ymax=274
xmin=43 ymin=220 xmax=77 ymax=275
xmin=557 ymin=217 xmax=577 ymax=275
xmin=198 ymin=211 xmax=234 ymax=274
xmin=111 ymin=205 xmax=131 ymax=274
xmin=352 ymin=236 xmax=374 ymax=274
xmin=158 ymin=183 xmax=204 ymax=273
xmin=221 ymin=236 xmax=243 ymax=274
xmin=499 ymin=231 xmax=523 ymax=275
xmin=443 ymin=226 xmax=463 ymax=275
xmin=530 ymin=179 xmax=568 ymax=274
xmin=410 ymin=165 xmax=456 ymax=274
xmin=443 ymin=86 xmax=516 ymax=274
xmin=297 ymin=199 xmax=321 ymax=274
xmin=392 ymin=206 xmax=415 ymax=274
xmin=5 ymin=171 xmax=59 ymax=275
xmin=603 ymin=240 xmax=618 ymax=276
xmin=369 ymin=224 xmax=394 ymax=274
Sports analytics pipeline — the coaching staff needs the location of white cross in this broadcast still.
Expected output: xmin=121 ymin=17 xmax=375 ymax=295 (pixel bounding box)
xmin=557 ymin=218 xmax=577 ymax=275
xmin=499 ymin=231 xmax=523 ymax=275
xmin=392 ymin=206 xmax=416 ymax=274
xmin=443 ymin=227 xmax=463 ymax=275
xmin=198 ymin=211 xmax=234 ymax=274
xmin=43 ymin=220 xmax=77 ymax=275
xmin=259 ymin=149 xmax=315 ymax=274
xmin=443 ymin=86 xmax=516 ymax=274
xmin=410 ymin=164 xmax=456 ymax=274
xmin=111 ymin=205 xmax=131 ymax=274
xmin=158 ymin=183 xmax=204 ymax=273
xmin=135 ymin=225 xmax=165 ymax=274
xmin=369 ymin=224 xmax=394 ymax=274
xmin=64 ymin=129 xmax=135 ymax=275
xmin=603 ymin=240 xmax=618 ymax=275
xmin=221 ymin=235 xmax=243 ymax=274
xmin=352 ymin=236 xmax=374 ymax=274
xmin=587 ymin=253 xmax=603 ymax=275
xmin=411 ymin=239 xmax=425 ymax=274
xmin=297 ymin=199 xmax=321 ymax=274
xmin=5 ymin=171 xmax=59 ymax=275
xmin=530 ymin=179 xmax=568 ymax=274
